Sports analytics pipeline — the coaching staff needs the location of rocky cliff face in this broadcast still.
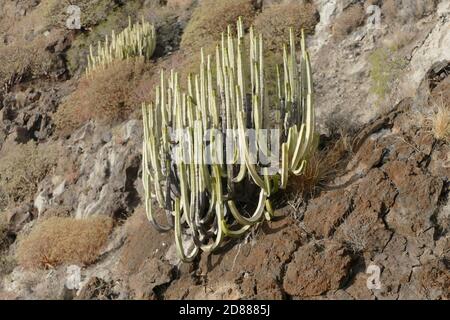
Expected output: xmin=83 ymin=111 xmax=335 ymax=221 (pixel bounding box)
xmin=0 ymin=0 xmax=449 ymax=300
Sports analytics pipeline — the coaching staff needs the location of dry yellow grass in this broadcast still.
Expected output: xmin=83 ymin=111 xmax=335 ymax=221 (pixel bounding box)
xmin=16 ymin=216 xmax=113 ymax=269
xmin=429 ymin=105 xmax=450 ymax=142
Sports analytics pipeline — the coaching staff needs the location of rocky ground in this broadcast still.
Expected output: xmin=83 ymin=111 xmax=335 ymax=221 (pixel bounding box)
xmin=0 ymin=0 xmax=449 ymax=300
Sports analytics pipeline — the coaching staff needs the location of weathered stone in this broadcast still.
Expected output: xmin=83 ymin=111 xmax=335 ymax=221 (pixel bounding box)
xmin=384 ymin=161 xmax=444 ymax=237
xmin=283 ymin=241 xmax=353 ymax=298
xmin=429 ymin=143 xmax=450 ymax=180
xmin=335 ymin=169 xmax=396 ymax=253
xmin=304 ymin=189 xmax=354 ymax=238
xmin=5 ymin=203 xmax=35 ymax=234
xmin=128 ymin=258 xmax=173 ymax=300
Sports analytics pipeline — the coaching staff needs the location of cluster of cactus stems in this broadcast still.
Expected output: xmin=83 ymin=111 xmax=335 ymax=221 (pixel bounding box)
xmin=86 ymin=17 xmax=156 ymax=75
xmin=142 ymin=18 xmax=316 ymax=262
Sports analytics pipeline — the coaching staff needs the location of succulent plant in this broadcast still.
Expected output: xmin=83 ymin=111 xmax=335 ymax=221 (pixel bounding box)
xmin=142 ymin=18 xmax=316 ymax=262
xmin=86 ymin=17 xmax=156 ymax=75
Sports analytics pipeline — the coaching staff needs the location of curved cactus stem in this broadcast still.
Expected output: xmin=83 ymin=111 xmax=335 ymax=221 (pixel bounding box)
xmin=265 ymin=199 xmax=275 ymax=220
xmin=221 ymin=219 xmax=251 ymax=238
xmin=142 ymin=20 xmax=316 ymax=263
xmin=236 ymin=110 xmax=267 ymax=192
xmin=232 ymin=163 xmax=247 ymax=183
xmin=287 ymin=125 xmax=298 ymax=161
xmin=263 ymin=168 xmax=272 ymax=197
xmin=291 ymin=124 xmax=307 ymax=170
xmin=293 ymin=159 xmax=308 ymax=176
xmin=200 ymin=203 xmax=225 ymax=253
xmin=143 ymin=190 xmax=172 ymax=232
xmin=227 ymin=189 xmax=267 ymax=226
xmin=174 ymin=198 xmax=199 ymax=263
xmin=196 ymin=164 xmax=225 ymax=253
xmin=280 ymin=143 xmax=289 ymax=189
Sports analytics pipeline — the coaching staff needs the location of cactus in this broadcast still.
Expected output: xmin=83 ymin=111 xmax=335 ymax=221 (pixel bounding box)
xmin=142 ymin=18 xmax=316 ymax=262
xmin=86 ymin=17 xmax=156 ymax=75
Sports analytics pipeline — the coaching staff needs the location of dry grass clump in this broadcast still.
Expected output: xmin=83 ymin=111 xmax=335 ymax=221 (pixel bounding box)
xmin=180 ymin=0 xmax=257 ymax=51
xmin=337 ymin=214 xmax=373 ymax=253
xmin=428 ymin=103 xmax=450 ymax=143
xmin=0 ymin=142 xmax=59 ymax=205
xmin=16 ymin=216 xmax=113 ymax=269
xmin=254 ymin=2 xmax=319 ymax=51
xmin=332 ymin=4 xmax=366 ymax=39
xmin=287 ymin=133 xmax=352 ymax=197
xmin=54 ymin=58 xmax=150 ymax=136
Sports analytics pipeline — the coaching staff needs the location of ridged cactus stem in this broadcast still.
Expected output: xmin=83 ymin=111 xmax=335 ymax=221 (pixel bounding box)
xmin=142 ymin=18 xmax=317 ymax=262
xmin=86 ymin=17 xmax=156 ymax=76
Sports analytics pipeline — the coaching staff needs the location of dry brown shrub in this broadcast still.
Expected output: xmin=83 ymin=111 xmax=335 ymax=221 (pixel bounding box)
xmin=254 ymin=2 xmax=319 ymax=51
xmin=41 ymin=206 xmax=72 ymax=219
xmin=16 ymin=216 xmax=113 ymax=269
xmin=180 ymin=0 xmax=258 ymax=51
xmin=0 ymin=142 xmax=59 ymax=205
xmin=0 ymin=32 xmax=62 ymax=91
xmin=332 ymin=4 xmax=366 ymax=39
xmin=381 ymin=0 xmax=398 ymax=22
xmin=54 ymin=58 xmax=150 ymax=136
